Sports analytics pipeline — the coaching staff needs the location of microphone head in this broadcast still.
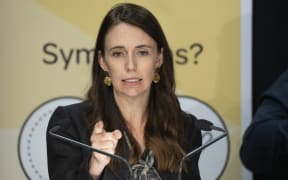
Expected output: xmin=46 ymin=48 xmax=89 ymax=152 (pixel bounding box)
xmin=195 ymin=119 xmax=213 ymax=131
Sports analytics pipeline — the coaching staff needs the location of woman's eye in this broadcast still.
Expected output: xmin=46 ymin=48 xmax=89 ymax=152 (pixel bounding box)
xmin=111 ymin=51 xmax=124 ymax=57
xmin=137 ymin=50 xmax=149 ymax=56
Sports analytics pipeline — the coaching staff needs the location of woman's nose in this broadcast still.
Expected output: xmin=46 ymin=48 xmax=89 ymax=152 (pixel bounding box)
xmin=125 ymin=53 xmax=137 ymax=71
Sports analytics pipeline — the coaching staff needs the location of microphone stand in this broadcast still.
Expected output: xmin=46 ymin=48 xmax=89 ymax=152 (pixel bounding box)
xmin=177 ymin=131 xmax=228 ymax=180
xmin=49 ymin=126 xmax=134 ymax=180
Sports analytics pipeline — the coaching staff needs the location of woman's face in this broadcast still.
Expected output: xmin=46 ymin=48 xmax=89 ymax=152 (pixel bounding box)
xmin=99 ymin=23 xmax=163 ymax=99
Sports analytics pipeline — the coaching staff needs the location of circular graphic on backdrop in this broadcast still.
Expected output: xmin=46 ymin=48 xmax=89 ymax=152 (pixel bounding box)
xmin=178 ymin=96 xmax=230 ymax=180
xmin=18 ymin=97 xmax=82 ymax=180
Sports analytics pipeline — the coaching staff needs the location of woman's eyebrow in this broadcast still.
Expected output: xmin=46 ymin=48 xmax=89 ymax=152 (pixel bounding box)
xmin=135 ymin=44 xmax=153 ymax=49
xmin=108 ymin=46 xmax=125 ymax=51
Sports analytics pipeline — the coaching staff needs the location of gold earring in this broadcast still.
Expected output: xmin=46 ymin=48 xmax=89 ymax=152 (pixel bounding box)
xmin=104 ymin=75 xmax=112 ymax=86
xmin=153 ymin=72 xmax=160 ymax=83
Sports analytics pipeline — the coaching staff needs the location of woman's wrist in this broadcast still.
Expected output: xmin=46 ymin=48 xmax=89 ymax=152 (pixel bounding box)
xmin=89 ymin=156 xmax=106 ymax=180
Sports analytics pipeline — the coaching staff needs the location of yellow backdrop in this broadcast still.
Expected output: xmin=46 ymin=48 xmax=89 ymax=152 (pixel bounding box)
xmin=0 ymin=0 xmax=246 ymax=179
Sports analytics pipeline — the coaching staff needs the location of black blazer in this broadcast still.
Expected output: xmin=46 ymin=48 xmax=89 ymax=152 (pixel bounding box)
xmin=240 ymin=70 xmax=288 ymax=179
xmin=46 ymin=102 xmax=202 ymax=180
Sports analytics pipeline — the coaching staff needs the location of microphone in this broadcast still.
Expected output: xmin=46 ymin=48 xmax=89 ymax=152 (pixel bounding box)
xmin=195 ymin=119 xmax=226 ymax=132
xmin=177 ymin=119 xmax=228 ymax=180
xmin=48 ymin=125 xmax=133 ymax=180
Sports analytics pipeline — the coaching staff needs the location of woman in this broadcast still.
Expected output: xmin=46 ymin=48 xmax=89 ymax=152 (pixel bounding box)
xmin=46 ymin=3 xmax=202 ymax=180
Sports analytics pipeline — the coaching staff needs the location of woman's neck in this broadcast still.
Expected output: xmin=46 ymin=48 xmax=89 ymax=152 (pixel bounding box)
xmin=114 ymin=93 xmax=149 ymax=126
xmin=114 ymin=93 xmax=149 ymax=152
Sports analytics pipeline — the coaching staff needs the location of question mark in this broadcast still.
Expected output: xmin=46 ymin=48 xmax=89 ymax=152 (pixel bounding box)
xmin=190 ymin=43 xmax=203 ymax=64
xmin=202 ymin=132 xmax=213 ymax=144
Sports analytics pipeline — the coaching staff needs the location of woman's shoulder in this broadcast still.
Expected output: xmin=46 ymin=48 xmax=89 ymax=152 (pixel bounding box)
xmin=47 ymin=101 xmax=89 ymax=133
xmin=53 ymin=101 xmax=89 ymax=118
xmin=181 ymin=111 xmax=198 ymax=128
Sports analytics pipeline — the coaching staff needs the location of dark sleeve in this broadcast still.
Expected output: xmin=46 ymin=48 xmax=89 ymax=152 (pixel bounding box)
xmin=46 ymin=105 xmax=93 ymax=180
xmin=181 ymin=113 xmax=202 ymax=180
xmin=240 ymin=98 xmax=288 ymax=174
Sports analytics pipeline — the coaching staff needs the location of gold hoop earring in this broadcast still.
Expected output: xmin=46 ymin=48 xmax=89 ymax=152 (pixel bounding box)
xmin=104 ymin=75 xmax=112 ymax=86
xmin=153 ymin=72 xmax=160 ymax=83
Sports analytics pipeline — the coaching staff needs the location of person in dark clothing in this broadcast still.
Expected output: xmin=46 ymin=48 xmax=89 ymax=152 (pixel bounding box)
xmin=240 ymin=69 xmax=288 ymax=179
xmin=46 ymin=3 xmax=202 ymax=180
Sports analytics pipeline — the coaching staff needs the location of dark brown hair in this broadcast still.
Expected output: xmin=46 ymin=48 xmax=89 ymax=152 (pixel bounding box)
xmin=86 ymin=3 xmax=184 ymax=172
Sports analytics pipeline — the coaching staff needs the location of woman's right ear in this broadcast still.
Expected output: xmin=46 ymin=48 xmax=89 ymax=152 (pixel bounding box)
xmin=98 ymin=51 xmax=108 ymax=71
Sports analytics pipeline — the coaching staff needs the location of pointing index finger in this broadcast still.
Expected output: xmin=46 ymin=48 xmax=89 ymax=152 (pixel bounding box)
xmin=93 ymin=121 xmax=105 ymax=134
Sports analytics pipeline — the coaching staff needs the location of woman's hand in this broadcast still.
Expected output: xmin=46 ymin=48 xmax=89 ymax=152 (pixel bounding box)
xmin=89 ymin=121 xmax=122 ymax=179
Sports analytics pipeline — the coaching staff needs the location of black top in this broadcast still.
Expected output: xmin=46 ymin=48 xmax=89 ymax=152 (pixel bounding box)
xmin=46 ymin=102 xmax=202 ymax=180
xmin=240 ymin=69 xmax=288 ymax=179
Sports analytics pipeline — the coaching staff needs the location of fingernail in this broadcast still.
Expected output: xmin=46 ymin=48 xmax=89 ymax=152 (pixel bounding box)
xmin=114 ymin=130 xmax=122 ymax=139
xmin=96 ymin=121 xmax=103 ymax=126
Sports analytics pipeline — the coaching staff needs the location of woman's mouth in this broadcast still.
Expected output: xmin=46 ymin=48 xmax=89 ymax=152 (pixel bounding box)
xmin=122 ymin=78 xmax=142 ymax=85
